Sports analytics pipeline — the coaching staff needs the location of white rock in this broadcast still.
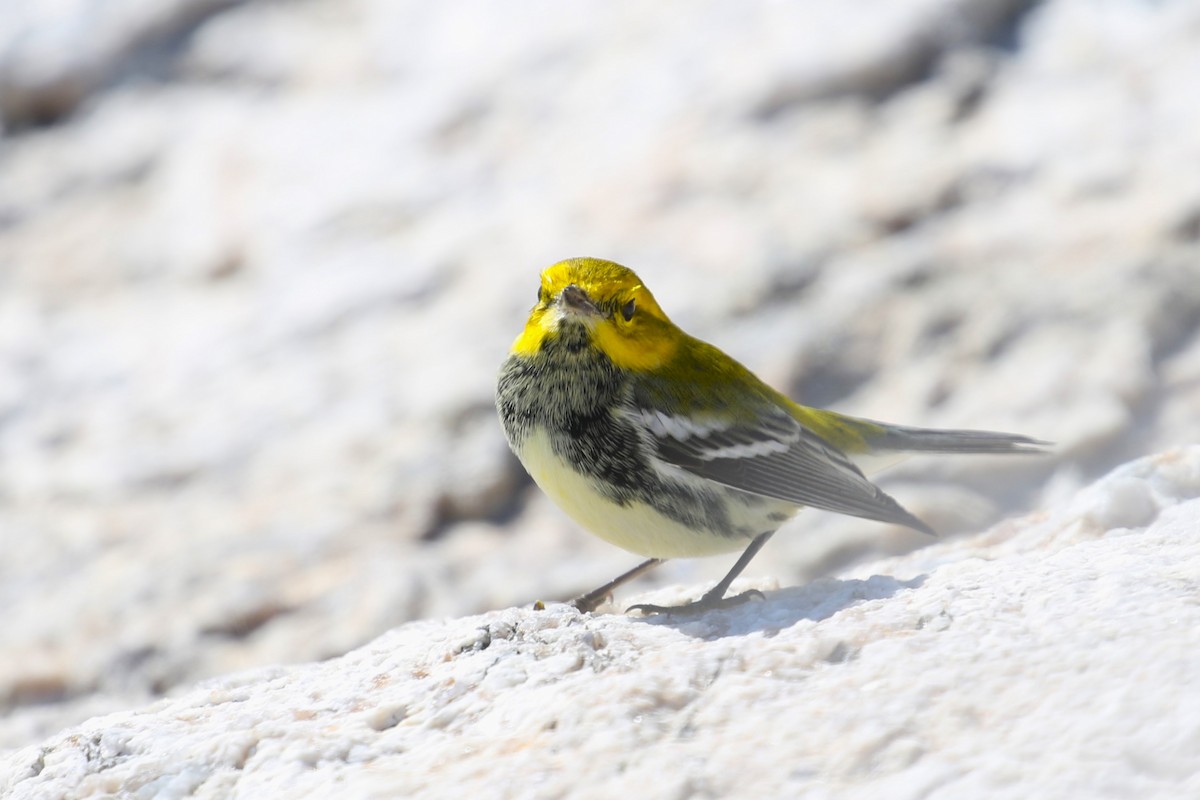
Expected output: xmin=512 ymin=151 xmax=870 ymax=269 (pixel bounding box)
xmin=3 ymin=0 xmax=1200 ymax=758
xmin=2 ymin=448 xmax=1199 ymax=798
xmin=0 ymin=0 xmax=235 ymax=127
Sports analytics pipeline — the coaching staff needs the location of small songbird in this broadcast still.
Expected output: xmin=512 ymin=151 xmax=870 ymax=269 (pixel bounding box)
xmin=496 ymin=257 xmax=1047 ymax=614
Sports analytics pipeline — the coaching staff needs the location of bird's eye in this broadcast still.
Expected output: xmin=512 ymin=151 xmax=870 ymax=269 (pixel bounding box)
xmin=621 ymin=299 xmax=636 ymax=322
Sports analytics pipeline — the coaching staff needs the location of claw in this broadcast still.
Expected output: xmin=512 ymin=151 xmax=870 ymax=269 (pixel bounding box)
xmin=627 ymin=588 xmax=766 ymax=616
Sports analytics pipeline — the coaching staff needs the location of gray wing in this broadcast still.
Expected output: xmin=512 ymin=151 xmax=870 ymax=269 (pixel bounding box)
xmin=630 ymin=404 xmax=935 ymax=535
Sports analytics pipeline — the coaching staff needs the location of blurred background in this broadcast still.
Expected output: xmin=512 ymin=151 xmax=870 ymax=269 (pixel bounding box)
xmin=2 ymin=0 xmax=1198 ymax=748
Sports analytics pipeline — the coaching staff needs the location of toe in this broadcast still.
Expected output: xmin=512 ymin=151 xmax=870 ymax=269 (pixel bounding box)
xmin=627 ymin=589 xmax=765 ymax=616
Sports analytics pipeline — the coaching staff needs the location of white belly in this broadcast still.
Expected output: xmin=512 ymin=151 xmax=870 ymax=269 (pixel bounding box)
xmin=517 ymin=428 xmax=749 ymax=558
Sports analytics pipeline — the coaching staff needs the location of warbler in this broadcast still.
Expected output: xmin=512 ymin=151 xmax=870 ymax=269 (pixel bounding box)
xmin=496 ymin=257 xmax=1047 ymax=614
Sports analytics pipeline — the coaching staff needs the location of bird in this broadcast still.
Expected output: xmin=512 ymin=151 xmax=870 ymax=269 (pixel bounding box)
xmin=495 ymin=257 xmax=1048 ymax=614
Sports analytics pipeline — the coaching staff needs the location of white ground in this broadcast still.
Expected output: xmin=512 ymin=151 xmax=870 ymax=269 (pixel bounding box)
xmin=3 ymin=448 xmax=1197 ymax=799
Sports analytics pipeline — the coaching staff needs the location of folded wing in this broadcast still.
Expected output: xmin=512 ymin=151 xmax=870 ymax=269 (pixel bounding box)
xmin=629 ymin=403 xmax=935 ymax=535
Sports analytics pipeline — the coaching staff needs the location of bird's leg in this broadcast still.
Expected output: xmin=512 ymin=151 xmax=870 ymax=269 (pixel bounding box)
xmin=628 ymin=532 xmax=775 ymax=615
xmin=570 ymin=557 xmax=666 ymax=613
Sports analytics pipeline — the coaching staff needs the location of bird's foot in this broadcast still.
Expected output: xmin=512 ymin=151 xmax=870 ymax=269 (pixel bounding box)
xmin=570 ymin=591 xmax=610 ymax=614
xmin=627 ymin=588 xmax=765 ymax=616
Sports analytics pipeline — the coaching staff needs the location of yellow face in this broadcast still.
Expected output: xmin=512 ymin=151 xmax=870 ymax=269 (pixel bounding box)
xmin=511 ymin=258 xmax=681 ymax=370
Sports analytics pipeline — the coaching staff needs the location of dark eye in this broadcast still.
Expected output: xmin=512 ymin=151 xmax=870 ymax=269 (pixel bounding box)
xmin=621 ymin=299 xmax=636 ymax=321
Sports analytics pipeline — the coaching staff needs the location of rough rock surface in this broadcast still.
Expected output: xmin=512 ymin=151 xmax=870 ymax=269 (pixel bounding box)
xmin=2 ymin=449 xmax=1198 ymax=798
xmin=3 ymin=0 xmax=1200 ymax=754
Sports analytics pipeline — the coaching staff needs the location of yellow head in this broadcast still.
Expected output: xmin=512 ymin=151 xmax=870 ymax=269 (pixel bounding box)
xmin=511 ymin=258 xmax=681 ymax=371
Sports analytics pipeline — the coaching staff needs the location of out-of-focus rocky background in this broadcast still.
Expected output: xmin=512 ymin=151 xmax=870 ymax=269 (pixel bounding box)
xmin=1 ymin=0 xmax=1197 ymax=749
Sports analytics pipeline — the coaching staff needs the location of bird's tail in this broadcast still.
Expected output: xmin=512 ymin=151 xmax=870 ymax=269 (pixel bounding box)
xmin=851 ymin=417 xmax=1051 ymax=455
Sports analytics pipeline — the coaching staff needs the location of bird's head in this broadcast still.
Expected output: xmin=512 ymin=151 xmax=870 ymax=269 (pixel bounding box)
xmin=510 ymin=257 xmax=680 ymax=370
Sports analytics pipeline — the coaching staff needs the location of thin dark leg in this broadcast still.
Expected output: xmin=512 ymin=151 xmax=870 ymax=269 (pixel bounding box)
xmin=628 ymin=531 xmax=775 ymax=615
xmin=570 ymin=557 xmax=666 ymax=613
xmin=699 ymin=531 xmax=775 ymax=601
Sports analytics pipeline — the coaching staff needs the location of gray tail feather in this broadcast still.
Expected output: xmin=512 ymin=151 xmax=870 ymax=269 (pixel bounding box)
xmin=868 ymin=423 xmax=1051 ymax=455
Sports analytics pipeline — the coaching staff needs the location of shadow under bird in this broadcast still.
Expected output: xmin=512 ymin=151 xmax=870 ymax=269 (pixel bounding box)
xmin=496 ymin=257 xmax=1048 ymax=614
